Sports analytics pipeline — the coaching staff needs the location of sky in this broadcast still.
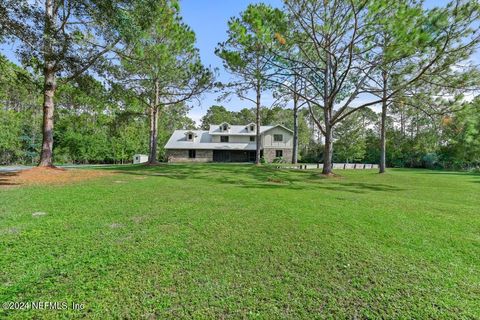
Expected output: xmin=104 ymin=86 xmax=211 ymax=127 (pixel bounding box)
xmin=1 ymin=0 xmax=477 ymax=125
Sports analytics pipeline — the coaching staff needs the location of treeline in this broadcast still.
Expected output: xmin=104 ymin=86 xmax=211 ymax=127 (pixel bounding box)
xmin=1 ymin=0 xmax=479 ymax=172
xmin=0 ymin=55 xmax=193 ymax=165
xmin=1 ymin=0 xmax=212 ymax=167
xmin=2 ymin=46 xmax=479 ymax=169
xmin=330 ymin=98 xmax=480 ymax=170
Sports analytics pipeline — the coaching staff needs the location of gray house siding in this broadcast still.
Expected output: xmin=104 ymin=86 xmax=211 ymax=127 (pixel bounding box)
xmin=263 ymin=148 xmax=293 ymax=162
xmin=261 ymin=127 xmax=293 ymax=149
xmin=261 ymin=127 xmax=293 ymax=162
xmin=166 ymin=149 xmax=213 ymax=162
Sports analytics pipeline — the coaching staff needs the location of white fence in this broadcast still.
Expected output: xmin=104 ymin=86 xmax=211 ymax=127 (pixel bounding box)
xmin=277 ymin=163 xmax=379 ymax=170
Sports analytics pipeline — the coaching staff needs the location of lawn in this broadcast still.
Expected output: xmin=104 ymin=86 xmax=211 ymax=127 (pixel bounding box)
xmin=1 ymin=164 xmax=479 ymax=319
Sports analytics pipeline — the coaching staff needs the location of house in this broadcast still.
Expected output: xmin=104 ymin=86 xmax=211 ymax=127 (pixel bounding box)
xmin=164 ymin=123 xmax=293 ymax=162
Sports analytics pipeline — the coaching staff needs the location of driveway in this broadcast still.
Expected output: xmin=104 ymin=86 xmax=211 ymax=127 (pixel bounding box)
xmin=0 ymin=165 xmax=33 ymax=172
xmin=0 ymin=164 xmax=126 ymax=173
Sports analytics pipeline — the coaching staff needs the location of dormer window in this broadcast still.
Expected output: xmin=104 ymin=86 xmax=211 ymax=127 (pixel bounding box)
xmin=220 ymin=122 xmax=230 ymax=132
xmin=185 ymin=131 xmax=196 ymax=142
xmin=246 ymin=123 xmax=256 ymax=132
xmin=250 ymin=124 xmax=255 ymax=131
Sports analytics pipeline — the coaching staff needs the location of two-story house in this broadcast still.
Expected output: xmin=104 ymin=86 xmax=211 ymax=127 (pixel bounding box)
xmin=164 ymin=123 xmax=293 ymax=162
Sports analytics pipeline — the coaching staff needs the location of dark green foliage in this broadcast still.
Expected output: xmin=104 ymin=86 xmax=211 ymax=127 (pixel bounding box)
xmin=0 ymin=55 xmax=41 ymax=164
xmin=333 ymin=109 xmax=379 ymax=163
xmin=200 ymin=105 xmax=240 ymax=128
xmin=0 ymin=56 xmax=191 ymax=165
xmin=439 ymin=98 xmax=480 ymax=170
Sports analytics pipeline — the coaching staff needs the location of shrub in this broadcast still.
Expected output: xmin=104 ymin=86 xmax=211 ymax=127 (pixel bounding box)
xmin=422 ymin=153 xmax=440 ymax=169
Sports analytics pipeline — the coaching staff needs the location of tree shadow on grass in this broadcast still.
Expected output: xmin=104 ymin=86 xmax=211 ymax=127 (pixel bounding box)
xmin=0 ymin=172 xmax=20 ymax=186
xmin=327 ymin=182 xmax=403 ymax=193
xmin=406 ymin=169 xmax=480 ymax=185
xmin=409 ymin=169 xmax=480 ymax=177
xmin=110 ymin=164 xmax=404 ymax=193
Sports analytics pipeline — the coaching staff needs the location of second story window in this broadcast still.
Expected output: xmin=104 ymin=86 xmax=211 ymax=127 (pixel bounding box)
xmin=220 ymin=136 xmax=229 ymax=142
xmin=274 ymin=134 xmax=283 ymax=142
xmin=186 ymin=131 xmax=195 ymax=141
xmin=250 ymin=124 xmax=255 ymax=131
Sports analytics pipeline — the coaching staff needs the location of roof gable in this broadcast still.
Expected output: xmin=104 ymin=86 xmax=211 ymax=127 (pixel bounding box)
xmin=261 ymin=124 xmax=293 ymax=134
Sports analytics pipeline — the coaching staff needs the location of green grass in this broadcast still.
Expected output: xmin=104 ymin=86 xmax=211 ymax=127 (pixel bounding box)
xmin=1 ymin=164 xmax=479 ymax=319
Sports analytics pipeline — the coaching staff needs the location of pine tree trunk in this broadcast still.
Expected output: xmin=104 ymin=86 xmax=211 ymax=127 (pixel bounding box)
xmin=400 ymin=107 xmax=405 ymax=138
xmin=379 ymin=101 xmax=387 ymax=173
xmin=148 ymin=79 xmax=160 ymax=165
xmin=379 ymin=71 xmax=388 ymax=174
xmin=292 ymin=93 xmax=299 ymax=164
xmin=38 ymin=72 xmax=56 ymax=167
xmin=38 ymin=0 xmax=56 ymax=167
xmin=322 ymin=123 xmax=333 ymax=175
xmin=148 ymin=105 xmax=159 ymax=164
xmin=255 ymin=81 xmax=261 ymax=165
xmin=321 ymin=36 xmax=333 ymax=175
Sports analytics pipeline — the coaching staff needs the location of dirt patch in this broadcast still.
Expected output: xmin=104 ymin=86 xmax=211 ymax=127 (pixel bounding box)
xmin=267 ymin=177 xmax=285 ymax=184
xmin=320 ymin=172 xmax=343 ymax=178
xmin=0 ymin=167 xmax=113 ymax=187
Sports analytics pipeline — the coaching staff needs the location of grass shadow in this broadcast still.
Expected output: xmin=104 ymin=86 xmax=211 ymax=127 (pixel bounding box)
xmin=402 ymin=169 xmax=480 ymax=185
xmin=0 ymin=171 xmax=20 ymax=186
xmin=110 ymin=163 xmax=404 ymax=193
xmin=407 ymin=169 xmax=480 ymax=177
